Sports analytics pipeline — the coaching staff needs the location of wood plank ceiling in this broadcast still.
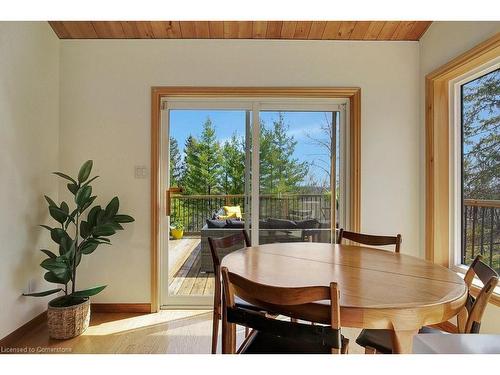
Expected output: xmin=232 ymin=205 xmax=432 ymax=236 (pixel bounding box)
xmin=49 ymin=21 xmax=432 ymax=41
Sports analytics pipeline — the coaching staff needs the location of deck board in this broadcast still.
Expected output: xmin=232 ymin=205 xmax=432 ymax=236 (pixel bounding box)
xmin=168 ymin=237 xmax=201 ymax=280
xmin=168 ymin=238 xmax=214 ymax=297
xmin=177 ymin=252 xmax=201 ymax=295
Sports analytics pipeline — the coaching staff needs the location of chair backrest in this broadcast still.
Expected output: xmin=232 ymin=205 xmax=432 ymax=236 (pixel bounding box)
xmin=337 ymin=228 xmax=402 ymax=253
xmin=207 ymin=230 xmax=250 ymax=269
xmin=221 ymin=266 xmax=342 ymax=354
xmin=459 ymin=255 xmax=499 ymax=333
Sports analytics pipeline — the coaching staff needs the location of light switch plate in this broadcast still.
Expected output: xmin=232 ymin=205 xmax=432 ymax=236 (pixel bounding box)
xmin=134 ymin=166 xmax=148 ymax=179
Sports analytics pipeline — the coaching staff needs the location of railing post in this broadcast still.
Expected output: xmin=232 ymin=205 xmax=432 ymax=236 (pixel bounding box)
xmin=471 ymin=206 xmax=477 ymax=259
xmin=480 ymin=207 xmax=486 ymax=256
xmin=462 ymin=204 xmax=467 ymax=265
xmin=489 ymin=207 xmax=494 ymax=268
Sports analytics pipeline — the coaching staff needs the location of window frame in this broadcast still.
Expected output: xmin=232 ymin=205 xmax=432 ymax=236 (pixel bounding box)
xmin=425 ymin=33 xmax=500 ymax=307
xmin=449 ymin=59 xmax=500 ymax=275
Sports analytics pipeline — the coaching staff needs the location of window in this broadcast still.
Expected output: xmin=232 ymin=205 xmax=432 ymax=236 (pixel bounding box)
xmin=450 ymin=62 xmax=500 ymax=274
xmin=426 ymin=34 xmax=500 ymax=306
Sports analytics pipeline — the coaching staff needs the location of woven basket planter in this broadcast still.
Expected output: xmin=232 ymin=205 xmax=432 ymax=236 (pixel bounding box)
xmin=47 ymin=297 xmax=90 ymax=339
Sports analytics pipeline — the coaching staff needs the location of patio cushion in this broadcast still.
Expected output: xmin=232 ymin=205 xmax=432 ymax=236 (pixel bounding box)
xmin=259 ymin=219 xmax=271 ymax=229
xmin=295 ymin=218 xmax=320 ymax=229
xmin=226 ymin=219 xmax=245 ymax=228
xmin=223 ymin=205 xmax=242 ymax=219
xmin=206 ymin=219 xmax=227 ymax=228
xmin=267 ymin=218 xmax=298 ymax=229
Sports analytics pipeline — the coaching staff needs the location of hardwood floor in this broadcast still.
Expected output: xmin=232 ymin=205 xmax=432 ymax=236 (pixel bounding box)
xmin=4 ymin=310 xmax=364 ymax=354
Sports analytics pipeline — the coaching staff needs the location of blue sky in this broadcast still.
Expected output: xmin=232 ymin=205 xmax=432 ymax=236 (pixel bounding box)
xmin=169 ymin=110 xmax=338 ymax=185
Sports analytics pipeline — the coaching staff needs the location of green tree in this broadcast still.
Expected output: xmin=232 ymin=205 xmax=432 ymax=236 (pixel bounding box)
xmin=462 ymin=69 xmax=499 ymax=200
xmin=182 ymin=118 xmax=222 ymax=195
xmin=221 ymin=134 xmax=245 ymax=194
xmin=182 ymin=135 xmax=200 ymax=194
xmin=260 ymin=113 xmax=309 ymax=194
xmin=169 ymin=137 xmax=183 ymax=187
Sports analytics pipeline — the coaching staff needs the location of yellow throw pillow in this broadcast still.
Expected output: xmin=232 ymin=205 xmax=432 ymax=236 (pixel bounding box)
xmin=223 ymin=205 xmax=242 ymax=219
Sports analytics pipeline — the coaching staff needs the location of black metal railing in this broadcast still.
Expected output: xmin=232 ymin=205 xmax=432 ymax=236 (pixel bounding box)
xmin=463 ymin=199 xmax=500 ymax=273
xmin=170 ymin=193 xmax=332 ymax=234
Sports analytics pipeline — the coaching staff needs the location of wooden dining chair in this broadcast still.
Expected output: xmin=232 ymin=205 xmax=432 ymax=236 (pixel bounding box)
xmin=355 ymin=255 xmax=499 ymax=354
xmin=208 ymin=230 xmax=251 ymax=354
xmin=220 ymin=266 xmax=349 ymax=354
xmin=337 ymin=228 xmax=402 ymax=353
xmin=337 ymin=228 xmax=402 ymax=252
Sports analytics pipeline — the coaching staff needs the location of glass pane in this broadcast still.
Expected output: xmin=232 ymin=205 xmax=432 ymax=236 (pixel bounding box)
xmin=258 ymin=111 xmax=339 ymax=244
xmin=460 ymin=68 xmax=500 ymax=273
xmin=167 ymin=109 xmax=250 ymax=298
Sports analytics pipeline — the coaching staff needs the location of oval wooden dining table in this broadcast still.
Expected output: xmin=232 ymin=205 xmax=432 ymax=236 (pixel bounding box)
xmin=220 ymin=242 xmax=468 ymax=354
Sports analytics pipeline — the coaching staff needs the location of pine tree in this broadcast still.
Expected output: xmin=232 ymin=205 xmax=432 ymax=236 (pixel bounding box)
xmin=260 ymin=113 xmax=309 ymax=194
xmin=182 ymin=135 xmax=200 ymax=194
xmin=169 ymin=137 xmax=183 ymax=187
xmin=182 ymin=118 xmax=223 ymax=195
xmin=221 ymin=134 xmax=246 ymax=194
xmin=462 ymin=69 xmax=499 ymax=200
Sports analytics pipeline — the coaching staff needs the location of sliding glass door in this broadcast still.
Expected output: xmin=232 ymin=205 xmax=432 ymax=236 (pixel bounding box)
xmin=161 ymin=103 xmax=252 ymax=306
xmin=160 ymin=99 xmax=347 ymax=307
xmin=258 ymin=110 xmax=340 ymax=245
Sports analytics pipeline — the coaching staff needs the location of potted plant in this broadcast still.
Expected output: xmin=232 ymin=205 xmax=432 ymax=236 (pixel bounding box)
xmin=23 ymin=160 xmax=134 ymax=339
xmin=170 ymin=219 xmax=184 ymax=240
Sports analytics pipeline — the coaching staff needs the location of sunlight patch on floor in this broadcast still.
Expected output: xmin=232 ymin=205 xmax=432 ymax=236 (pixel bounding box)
xmin=83 ymin=310 xmax=211 ymax=336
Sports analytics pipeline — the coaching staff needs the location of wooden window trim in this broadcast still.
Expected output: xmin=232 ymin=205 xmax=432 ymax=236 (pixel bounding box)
xmin=150 ymin=87 xmax=361 ymax=312
xmin=425 ymin=33 xmax=500 ymax=303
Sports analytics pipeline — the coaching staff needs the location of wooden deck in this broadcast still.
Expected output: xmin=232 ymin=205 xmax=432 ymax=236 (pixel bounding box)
xmin=168 ymin=237 xmax=214 ymax=297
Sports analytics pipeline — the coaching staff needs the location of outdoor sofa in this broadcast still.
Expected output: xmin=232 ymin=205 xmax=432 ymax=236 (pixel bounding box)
xmin=199 ymin=217 xmax=330 ymax=273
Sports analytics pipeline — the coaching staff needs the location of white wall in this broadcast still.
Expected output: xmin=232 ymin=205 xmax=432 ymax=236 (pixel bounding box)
xmin=419 ymin=21 xmax=500 ymax=333
xmin=419 ymin=21 xmax=499 ymax=76
xmin=0 ymin=22 xmax=60 ymax=338
xmin=59 ymin=39 xmax=420 ymax=303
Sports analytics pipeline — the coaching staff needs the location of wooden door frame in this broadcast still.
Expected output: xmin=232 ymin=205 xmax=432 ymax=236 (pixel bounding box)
xmin=150 ymin=87 xmax=361 ymax=312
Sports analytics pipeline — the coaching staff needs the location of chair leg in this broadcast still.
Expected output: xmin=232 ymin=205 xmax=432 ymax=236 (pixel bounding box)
xmin=341 ymin=338 xmax=350 ymax=354
xmin=228 ymin=322 xmax=237 ymax=354
xmin=211 ymin=310 xmax=219 ymax=354
xmin=221 ymin=299 xmax=228 ymax=354
xmin=365 ymin=346 xmax=377 ymax=354
xmin=212 ymin=271 xmax=223 ymax=354
xmin=212 ymin=281 xmax=221 ymax=354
